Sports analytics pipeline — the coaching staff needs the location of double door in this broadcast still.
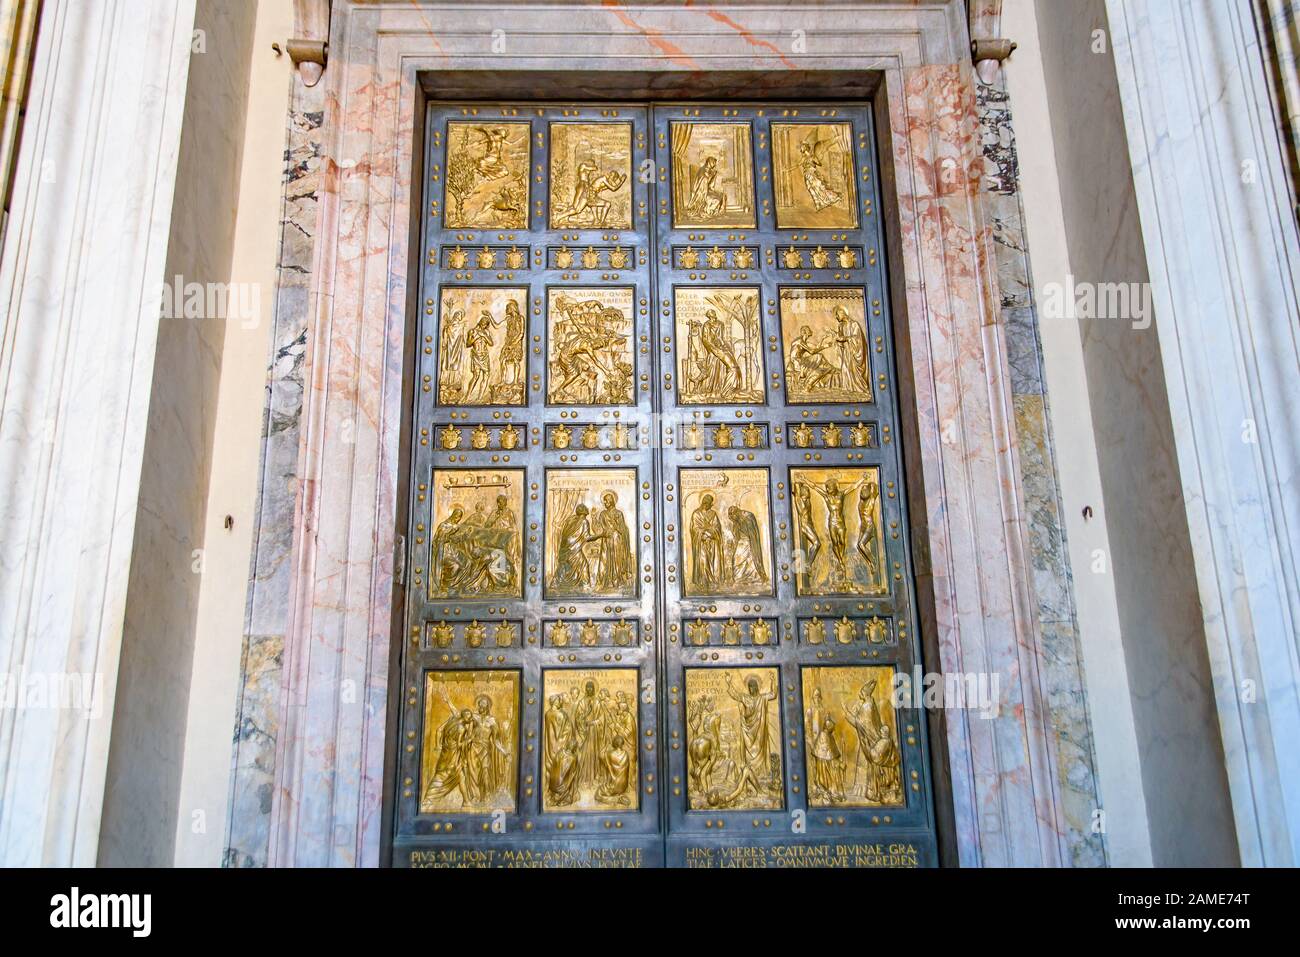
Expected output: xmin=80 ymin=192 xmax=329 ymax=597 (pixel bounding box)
xmin=392 ymin=101 xmax=937 ymax=868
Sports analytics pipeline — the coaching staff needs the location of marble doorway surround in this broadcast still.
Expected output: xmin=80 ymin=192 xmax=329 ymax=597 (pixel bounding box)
xmin=269 ymin=0 xmax=1072 ymax=867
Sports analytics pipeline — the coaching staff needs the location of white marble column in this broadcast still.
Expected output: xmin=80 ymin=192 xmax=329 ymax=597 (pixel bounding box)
xmin=0 ymin=0 xmax=197 ymax=866
xmin=1108 ymin=0 xmax=1300 ymax=866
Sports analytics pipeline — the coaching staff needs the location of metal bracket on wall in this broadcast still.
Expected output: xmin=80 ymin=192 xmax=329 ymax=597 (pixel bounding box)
xmin=290 ymin=0 xmax=331 ymax=87
xmin=971 ymin=38 xmax=1017 ymax=86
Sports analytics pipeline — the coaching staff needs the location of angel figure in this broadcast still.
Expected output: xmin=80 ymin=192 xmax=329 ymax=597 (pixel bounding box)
xmin=797 ymin=133 xmax=845 ymax=210
xmin=471 ymin=126 xmax=511 ymax=180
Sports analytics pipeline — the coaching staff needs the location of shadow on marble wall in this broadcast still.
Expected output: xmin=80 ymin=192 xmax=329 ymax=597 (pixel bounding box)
xmin=224 ymin=83 xmax=325 ymax=869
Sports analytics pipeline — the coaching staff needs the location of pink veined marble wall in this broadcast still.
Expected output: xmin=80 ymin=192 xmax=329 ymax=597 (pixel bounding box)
xmin=263 ymin=0 xmax=1072 ymax=867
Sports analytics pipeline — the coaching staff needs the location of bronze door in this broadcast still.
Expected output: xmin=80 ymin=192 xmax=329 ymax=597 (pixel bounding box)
xmin=391 ymin=101 xmax=937 ymax=868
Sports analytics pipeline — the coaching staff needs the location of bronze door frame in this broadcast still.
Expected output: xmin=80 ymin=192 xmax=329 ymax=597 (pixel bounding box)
xmin=389 ymin=95 xmax=939 ymax=868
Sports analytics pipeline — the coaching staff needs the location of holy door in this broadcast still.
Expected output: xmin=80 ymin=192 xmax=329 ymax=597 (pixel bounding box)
xmin=391 ymin=101 xmax=938 ymax=868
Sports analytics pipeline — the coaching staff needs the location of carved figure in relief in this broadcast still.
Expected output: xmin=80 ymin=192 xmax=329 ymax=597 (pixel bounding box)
xmin=726 ymin=505 xmax=768 ymax=587
xmin=855 ymin=477 xmax=882 ymax=580
xmin=790 ymin=467 xmax=884 ymax=596
xmin=423 ymin=687 xmax=512 ymax=810
xmin=807 ymin=688 xmax=847 ymax=804
xmin=464 ymin=313 xmax=499 ymax=402
xmin=689 ymin=493 xmax=724 ymax=592
xmin=495 ymin=300 xmax=526 ymax=390
xmin=424 ymin=707 xmax=476 ymax=806
xmin=687 ymin=695 xmax=723 ymax=795
xmin=545 ymin=470 xmax=637 ymax=599
xmin=440 ymin=306 xmax=465 ymax=380
xmin=802 ymin=475 xmax=870 ymax=585
xmin=682 ymin=469 xmax=772 ymax=598
xmin=548 ymin=291 xmax=634 ymax=405
xmin=688 ymin=673 xmax=782 ymax=809
xmin=728 ymin=672 xmax=778 ymax=784
xmin=832 ymin=305 xmax=871 ymax=396
xmin=671 ymin=123 xmax=756 ymax=228
xmin=549 ymin=123 xmax=632 ymax=229
xmin=785 ymin=324 xmax=839 ymax=394
xmin=430 ymin=472 xmax=521 ymax=599
xmin=438 ymin=288 xmax=527 ymax=406
xmin=843 ymin=680 xmax=903 ymax=804
xmin=797 ymin=134 xmax=846 ymax=211
xmin=544 ymin=695 xmax=580 ymax=807
xmin=800 ymin=667 xmax=903 ymax=808
xmin=431 ymin=505 xmax=516 ymax=595
xmin=542 ymin=671 xmax=639 ymax=811
xmin=780 ymin=289 xmax=872 ymax=404
xmin=772 ymin=123 xmax=856 ymax=229
xmin=445 ymin=123 xmax=529 ymax=229
xmin=686 ymin=311 xmax=741 ymax=397
xmin=573 ymin=680 xmax=607 ymax=791
xmin=685 ymin=668 xmax=784 ymax=811
xmin=467 ymin=694 xmax=511 ymax=799
xmin=564 ymin=161 xmax=627 ymax=228
xmin=596 ymin=735 xmax=634 ymax=806
xmin=552 ymin=504 xmax=595 ymax=590
xmin=687 ymin=155 xmax=726 ymax=220
xmin=794 ymin=483 xmax=822 ymax=573
xmin=590 ymin=491 xmax=634 ymax=592
xmin=678 ymin=289 xmax=763 ymax=404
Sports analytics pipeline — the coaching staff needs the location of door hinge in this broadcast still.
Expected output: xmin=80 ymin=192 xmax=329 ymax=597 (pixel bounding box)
xmin=394 ymin=533 xmax=407 ymax=587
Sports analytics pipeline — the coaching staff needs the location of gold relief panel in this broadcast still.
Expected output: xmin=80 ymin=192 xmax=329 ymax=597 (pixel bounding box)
xmin=546 ymin=287 xmax=636 ymax=406
xmin=429 ymin=470 xmax=525 ymax=600
xmin=542 ymin=669 xmax=640 ymax=812
xmin=771 ymin=123 xmax=859 ymax=229
xmin=670 ymin=122 xmax=757 ymax=228
xmin=684 ymin=667 xmax=783 ymax=810
xmin=780 ymin=287 xmax=872 ymax=404
xmin=544 ymin=468 xmax=638 ymax=599
xmin=443 ymin=121 xmax=530 ymax=229
xmin=674 ymin=287 xmax=765 ymax=405
xmin=549 ymin=123 xmax=633 ymax=229
xmin=802 ymin=666 xmax=903 ymax=808
xmin=436 ymin=287 xmax=527 ymax=406
xmin=680 ymin=468 xmax=773 ymax=598
xmin=420 ymin=670 xmax=520 ymax=814
xmin=790 ymin=466 xmax=886 ymax=597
